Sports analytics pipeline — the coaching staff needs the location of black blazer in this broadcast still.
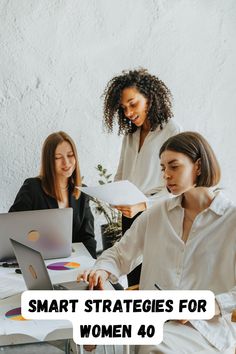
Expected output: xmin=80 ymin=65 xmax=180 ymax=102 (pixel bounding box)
xmin=9 ymin=177 xmax=97 ymax=258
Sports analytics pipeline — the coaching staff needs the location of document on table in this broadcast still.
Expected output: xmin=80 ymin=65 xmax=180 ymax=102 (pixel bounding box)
xmin=77 ymin=180 xmax=148 ymax=205
xmin=0 ymin=293 xmax=71 ymax=341
xmin=0 ymin=275 xmax=26 ymax=299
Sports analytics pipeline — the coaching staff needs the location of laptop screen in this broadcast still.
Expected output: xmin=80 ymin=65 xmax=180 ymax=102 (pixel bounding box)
xmin=10 ymin=238 xmax=53 ymax=290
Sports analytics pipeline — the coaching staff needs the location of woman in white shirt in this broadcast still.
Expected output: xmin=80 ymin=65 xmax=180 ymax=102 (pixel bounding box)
xmin=81 ymin=132 xmax=236 ymax=353
xmin=103 ymin=68 xmax=181 ymax=285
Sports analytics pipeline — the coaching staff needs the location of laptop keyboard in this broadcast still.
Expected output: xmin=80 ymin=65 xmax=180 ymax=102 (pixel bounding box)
xmin=53 ymin=281 xmax=89 ymax=290
xmin=53 ymin=284 xmax=67 ymax=290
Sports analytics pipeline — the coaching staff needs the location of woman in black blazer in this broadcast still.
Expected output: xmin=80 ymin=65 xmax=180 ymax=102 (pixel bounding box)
xmin=9 ymin=131 xmax=96 ymax=259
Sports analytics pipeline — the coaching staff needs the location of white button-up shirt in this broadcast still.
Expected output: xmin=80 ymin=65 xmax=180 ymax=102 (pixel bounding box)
xmin=114 ymin=119 xmax=181 ymax=207
xmin=94 ymin=191 xmax=236 ymax=351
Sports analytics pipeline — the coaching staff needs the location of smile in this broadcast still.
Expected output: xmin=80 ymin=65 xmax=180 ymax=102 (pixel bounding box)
xmin=130 ymin=115 xmax=139 ymax=122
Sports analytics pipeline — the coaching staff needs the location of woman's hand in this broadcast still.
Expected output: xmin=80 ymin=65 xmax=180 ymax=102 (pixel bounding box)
xmin=114 ymin=202 xmax=146 ymax=218
xmin=78 ymin=269 xmax=110 ymax=290
xmin=83 ymin=345 xmax=97 ymax=352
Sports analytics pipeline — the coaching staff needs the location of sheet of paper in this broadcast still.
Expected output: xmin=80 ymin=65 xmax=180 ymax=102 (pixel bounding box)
xmin=0 ymin=294 xmax=71 ymax=340
xmin=78 ymin=180 xmax=148 ymax=205
xmin=0 ymin=275 xmax=26 ymax=299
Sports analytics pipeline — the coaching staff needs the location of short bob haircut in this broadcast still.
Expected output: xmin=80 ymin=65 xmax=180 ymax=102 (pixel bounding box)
xmin=39 ymin=131 xmax=81 ymax=201
xmin=159 ymin=131 xmax=221 ymax=187
xmin=103 ymin=68 xmax=173 ymax=135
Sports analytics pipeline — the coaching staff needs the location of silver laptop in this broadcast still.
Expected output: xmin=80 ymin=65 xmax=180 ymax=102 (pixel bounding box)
xmin=0 ymin=208 xmax=73 ymax=261
xmin=10 ymin=238 xmax=88 ymax=291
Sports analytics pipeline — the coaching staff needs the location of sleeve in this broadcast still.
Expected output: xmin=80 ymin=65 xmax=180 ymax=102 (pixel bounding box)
xmin=203 ymin=217 xmax=236 ymax=315
xmin=189 ymin=295 xmax=236 ymax=351
xmin=114 ymin=137 xmax=126 ymax=181
xmin=215 ymin=287 xmax=236 ymax=316
xmin=93 ymin=210 xmax=148 ymax=283
xmin=79 ymin=195 xmax=97 ymax=259
xmin=9 ymin=179 xmax=34 ymax=212
xmin=189 ymin=266 xmax=236 ymax=350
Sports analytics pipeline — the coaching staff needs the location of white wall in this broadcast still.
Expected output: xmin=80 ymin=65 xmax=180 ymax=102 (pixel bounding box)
xmin=1 ymin=0 xmax=236 ymax=247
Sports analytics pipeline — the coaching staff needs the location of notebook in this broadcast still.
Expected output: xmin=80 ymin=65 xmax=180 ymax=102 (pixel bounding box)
xmin=0 ymin=208 xmax=73 ymax=261
xmin=10 ymin=238 xmax=88 ymax=291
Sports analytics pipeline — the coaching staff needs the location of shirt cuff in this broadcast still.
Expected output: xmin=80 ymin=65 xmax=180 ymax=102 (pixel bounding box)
xmin=92 ymin=262 xmax=120 ymax=284
xmin=215 ymin=292 xmax=236 ymax=316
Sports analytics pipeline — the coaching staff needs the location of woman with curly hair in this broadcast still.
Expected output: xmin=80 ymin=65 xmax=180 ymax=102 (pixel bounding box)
xmin=103 ymin=68 xmax=181 ymax=285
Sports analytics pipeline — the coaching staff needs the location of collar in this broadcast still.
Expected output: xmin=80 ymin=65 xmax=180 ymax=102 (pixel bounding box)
xmin=134 ymin=122 xmax=162 ymax=138
xmin=208 ymin=190 xmax=232 ymax=216
xmin=166 ymin=190 xmax=232 ymax=216
xmin=167 ymin=195 xmax=182 ymax=211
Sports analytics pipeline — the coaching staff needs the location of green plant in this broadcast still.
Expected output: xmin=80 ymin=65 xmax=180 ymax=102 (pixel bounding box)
xmin=91 ymin=164 xmax=122 ymax=245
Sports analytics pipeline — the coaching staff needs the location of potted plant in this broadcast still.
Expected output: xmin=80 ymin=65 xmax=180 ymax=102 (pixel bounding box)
xmin=91 ymin=164 xmax=122 ymax=251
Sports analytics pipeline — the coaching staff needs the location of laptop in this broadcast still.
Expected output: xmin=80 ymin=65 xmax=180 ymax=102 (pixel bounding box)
xmin=0 ymin=208 xmax=73 ymax=261
xmin=10 ymin=238 xmax=88 ymax=291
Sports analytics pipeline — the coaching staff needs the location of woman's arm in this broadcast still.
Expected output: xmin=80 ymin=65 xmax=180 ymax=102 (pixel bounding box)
xmin=84 ymin=210 xmax=148 ymax=283
xmin=215 ymin=285 xmax=236 ymax=316
xmin=114 ymin=202 xmax=147 ymax=218
xmin=214 ymin=250 xmax=236 ymax=315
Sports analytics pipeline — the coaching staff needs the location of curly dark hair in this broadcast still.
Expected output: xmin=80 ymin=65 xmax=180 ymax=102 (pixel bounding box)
xmin=103 ymin=68 xmax=173 ymax=135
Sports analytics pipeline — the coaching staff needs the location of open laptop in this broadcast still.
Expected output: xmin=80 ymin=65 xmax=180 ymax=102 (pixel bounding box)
xmin=10 ymin=238 xmax=88 ymax=290
xmin=0 ymin=208 xmax=73 ymax=261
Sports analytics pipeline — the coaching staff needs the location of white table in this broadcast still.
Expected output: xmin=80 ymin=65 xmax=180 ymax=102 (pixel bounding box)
xmin=0 ymin=243 xmax=95 ymax=346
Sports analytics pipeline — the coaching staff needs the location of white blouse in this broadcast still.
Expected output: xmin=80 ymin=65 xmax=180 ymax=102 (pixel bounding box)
xmin=94 ymin=191 xmax=236 ymax=351
xmin=114 ymin=119 xmax=181 ymax=207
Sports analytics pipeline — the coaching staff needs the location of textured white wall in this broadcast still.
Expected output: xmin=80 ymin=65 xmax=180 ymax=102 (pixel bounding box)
xmin=1 ymin=1 xmax=236 ymax=247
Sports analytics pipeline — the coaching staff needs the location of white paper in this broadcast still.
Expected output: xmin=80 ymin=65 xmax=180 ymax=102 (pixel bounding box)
xmin=0 ymin=243 xmax=96 ymax=343
xmin=0 ymin=294 xmax=71 ymax=341
xmin=78 ymin=180 xmax=148 ymax=205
